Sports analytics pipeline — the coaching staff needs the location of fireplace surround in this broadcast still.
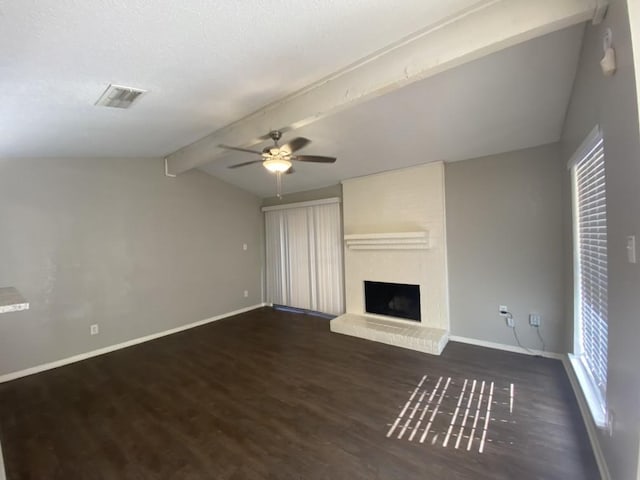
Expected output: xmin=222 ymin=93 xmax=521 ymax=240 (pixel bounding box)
xmin=330 ymin=162 xmax=450 ymax=355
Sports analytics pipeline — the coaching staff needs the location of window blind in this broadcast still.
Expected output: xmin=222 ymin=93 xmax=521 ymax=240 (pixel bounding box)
xmin=264 ymin=201 xmax=344 ymax=316
xmin=572 ymin=130 xmax=608 ymax=406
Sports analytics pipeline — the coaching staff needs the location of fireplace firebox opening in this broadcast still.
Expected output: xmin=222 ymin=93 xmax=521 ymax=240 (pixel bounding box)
xmin=364 ymin=281 xmax=421 ymax=322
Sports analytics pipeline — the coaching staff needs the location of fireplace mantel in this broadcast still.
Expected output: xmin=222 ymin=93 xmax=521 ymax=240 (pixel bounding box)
xmin=344 ymin=231 xmax=430 ymax=250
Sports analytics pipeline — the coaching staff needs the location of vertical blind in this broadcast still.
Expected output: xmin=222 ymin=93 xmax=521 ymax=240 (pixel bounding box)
xmin=572 ymin=128 xmax=608 ymax=405
xmin=264 ymin=200 xmax=344 ymax=315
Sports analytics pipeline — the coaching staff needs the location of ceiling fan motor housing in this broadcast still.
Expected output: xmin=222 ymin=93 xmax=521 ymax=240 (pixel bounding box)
xmin=269 ymin=130 xmax=282 ymax=143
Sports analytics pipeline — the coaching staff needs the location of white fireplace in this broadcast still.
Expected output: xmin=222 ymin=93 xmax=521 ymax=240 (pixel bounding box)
xmin=330 ymin=162 xmax=449 ymax=355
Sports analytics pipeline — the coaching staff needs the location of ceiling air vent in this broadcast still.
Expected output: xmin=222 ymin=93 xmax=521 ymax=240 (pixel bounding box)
xmin=95 ymin=84 xmax=147 ymax=108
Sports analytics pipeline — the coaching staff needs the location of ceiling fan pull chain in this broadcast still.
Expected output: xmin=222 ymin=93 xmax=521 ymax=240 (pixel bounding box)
xmin=276 ymin=171 xmax=283 ymax=199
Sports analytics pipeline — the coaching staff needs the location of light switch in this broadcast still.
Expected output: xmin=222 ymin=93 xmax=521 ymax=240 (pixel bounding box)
xmin=626 ymin=235 xmax=636 ymax=264
xmin=243 ymin=243 xmax=248 ymax=251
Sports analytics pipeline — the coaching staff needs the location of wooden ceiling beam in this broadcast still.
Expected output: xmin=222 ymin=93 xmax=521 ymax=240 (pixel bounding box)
xmin=165 ymin=0 xmax=604 ymax=175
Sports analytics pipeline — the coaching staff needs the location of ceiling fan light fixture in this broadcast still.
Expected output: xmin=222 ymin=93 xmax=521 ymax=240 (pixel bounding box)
xmin=263 ymin=158 xmax=292 ymax=173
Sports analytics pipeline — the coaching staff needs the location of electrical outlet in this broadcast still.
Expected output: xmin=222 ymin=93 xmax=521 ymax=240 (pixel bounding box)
xmin=243 ymin=290 xmax=248 ymax=298
xmin=529 ymin=313 xmax=541 ymax=327
xmin=499 ymin=305 xmax=509 ymax=317
xmin=505 ymin=317 xmax=515 ymax=328
xmin=90 ymin=324 xmax=99 ymax=335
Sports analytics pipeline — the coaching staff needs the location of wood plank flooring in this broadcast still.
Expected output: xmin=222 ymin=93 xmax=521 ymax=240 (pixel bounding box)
xmin=0 ymin=307 xmax=599 ymax=479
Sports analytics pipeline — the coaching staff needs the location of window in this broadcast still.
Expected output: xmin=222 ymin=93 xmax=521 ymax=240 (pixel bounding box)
xmin=569 ymin=125 xmax=608 ymax=427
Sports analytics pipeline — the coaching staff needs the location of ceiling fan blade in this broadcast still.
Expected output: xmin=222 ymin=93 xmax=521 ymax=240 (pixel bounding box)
xmin=292 ymin=155 xmax=336 ymax=163
xmin=281 ymin=137 xmax=311 ymax=154
xmin=219 ymin=144 xmax=263 ymax=155
xmin=227 ymin=160 xmax=264 ymax=169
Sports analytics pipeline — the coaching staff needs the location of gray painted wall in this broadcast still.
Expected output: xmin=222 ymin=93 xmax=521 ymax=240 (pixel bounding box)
xmin=561 ymin=1 xmax=640 ymax=478
xmin=0 ymin=157 xmax=263 ymax=376
xmin=445 ymin=144 xmax=565 ymax=353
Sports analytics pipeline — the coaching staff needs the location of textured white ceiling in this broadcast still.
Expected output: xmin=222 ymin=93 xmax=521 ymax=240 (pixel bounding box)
xmin=0 ymin=0 xmax=481 ymax=158
xmin=200 ymin=25 xmax=585 ymax=198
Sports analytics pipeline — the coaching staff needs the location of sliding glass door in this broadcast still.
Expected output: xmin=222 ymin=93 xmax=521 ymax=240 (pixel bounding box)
xmin=264 ymin=199 xmax=344 ymax=315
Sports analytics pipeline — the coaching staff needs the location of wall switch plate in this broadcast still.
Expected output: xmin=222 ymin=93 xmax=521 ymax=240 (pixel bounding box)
xmin=90 ymin=324 xmax=99 ymax=335
xmin=626 ymin=235 xmax=636 ymax=264
xmin=499 ymin=305 xmax=509 ymax=317
xmin=243 ymin=243 xmax=248 ymax=251
xmin=506 ymin=317 xmax=515 ymax=328
xmin=529 ymin=313 xmax=541 ymax=327
xmin=243 ymin=290 xmax=248 ymax=298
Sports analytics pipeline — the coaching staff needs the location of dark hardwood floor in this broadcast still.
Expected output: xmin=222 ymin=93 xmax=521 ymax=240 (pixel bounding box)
xmin=0 ymin=307 xmax=599 ymax=479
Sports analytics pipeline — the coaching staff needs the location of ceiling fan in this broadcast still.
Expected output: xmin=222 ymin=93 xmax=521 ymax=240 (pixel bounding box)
xmin=220 ymin=130 xmax=336 ymax=175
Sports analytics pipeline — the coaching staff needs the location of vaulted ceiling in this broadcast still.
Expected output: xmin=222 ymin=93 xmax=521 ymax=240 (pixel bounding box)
xmin=0 ymin=1 xmax=596 ymax=197
xmin=201 ymin=25 xmax=584 ymax=197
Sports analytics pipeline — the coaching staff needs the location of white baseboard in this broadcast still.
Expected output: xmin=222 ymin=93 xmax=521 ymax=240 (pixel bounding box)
xmin=0 ymin=303 xmax=266 ymax=384
xmin=561 ymin=357 xmax=611 ymax=480
xmin=448 ymin=335 xmax=563 ymax=360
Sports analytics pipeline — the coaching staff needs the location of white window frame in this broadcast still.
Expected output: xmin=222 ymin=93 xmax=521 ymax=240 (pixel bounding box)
xmin=568 ymin=125 xmax=608 ymax=428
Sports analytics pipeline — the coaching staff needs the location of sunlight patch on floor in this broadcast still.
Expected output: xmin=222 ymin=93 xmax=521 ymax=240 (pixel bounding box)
xmin=386 ymin=375 xmax=516 ymax=454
